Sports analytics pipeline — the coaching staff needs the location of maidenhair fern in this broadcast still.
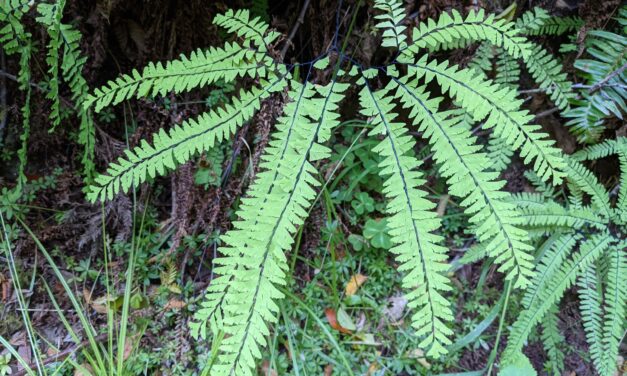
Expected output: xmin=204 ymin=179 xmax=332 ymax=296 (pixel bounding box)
xmin=564 ymin=7 xmax=626 ymax=143
xmin=0 ymin=0 xmax=33 ymax=190
xmin=80 ymin=1 xmax=624 ymax=374
xmin=0 ymin=0 xmax=96 ymax=180
xmin=501 ymin=137 xmax=626 ymax=375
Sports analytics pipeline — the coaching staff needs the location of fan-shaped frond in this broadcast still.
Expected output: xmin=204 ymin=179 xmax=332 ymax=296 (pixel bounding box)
xmin=390 ymin=75 xmax=534 ymax=288
xmin=405 ymin=56 xmax=566 ymax=184
xmin=87 ymin=77 xmax=287 ymax=202
xmin=86 ymin=43 xmax=271 ymax=112
xmin=374 ymin=0 xmax=407 ymax=49
xmin=502 ymin=233 xmax=612 ymax=363
xmin=358 ymin=76 xmax=453 ymax=357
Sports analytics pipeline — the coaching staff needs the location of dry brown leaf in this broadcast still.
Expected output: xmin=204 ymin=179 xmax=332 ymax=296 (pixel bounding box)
xmin=82 ymin=288 xmax=92 ymax=305
xmin=123 ymin=338 xmax=134 ymax=361
xmin=260 ymin=360 xmax=278 ymax=376
xmin=164 ymin=299 xmax=186 ymax=310
xmin=74 ymin=363 xmax=94 ymax=376
xmin=324 ymin=308 xmax=352 ymax=334
xmin=345 ymin=274 xmax=367 ymax=296
xmin=90 ymin=295 xmax=112 ymax=314
xmin=367 ymin=362 xmax=379 ymax=375
xmin=407 ymin=348 xmax=431 ymax=369
xmin=324 ymin=364 xmax=334 ymax=376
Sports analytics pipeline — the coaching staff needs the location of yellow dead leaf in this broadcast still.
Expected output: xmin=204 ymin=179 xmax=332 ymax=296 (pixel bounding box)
xmin=74 ymin=363 xmax=94 ymax=376
xmin=164 ymin=299 xmax=186 ymax=310
xmin=345 ymin=274 xmax=367 ymax=296
xmin=367 ymin=362 xmax=379 ymax=375
xmin=408 ymin=349 xmax=431 ymax=369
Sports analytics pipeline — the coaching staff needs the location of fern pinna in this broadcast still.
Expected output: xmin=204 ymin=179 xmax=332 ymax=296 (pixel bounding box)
xmin=83 ymin=2 xmax=623 ymax=375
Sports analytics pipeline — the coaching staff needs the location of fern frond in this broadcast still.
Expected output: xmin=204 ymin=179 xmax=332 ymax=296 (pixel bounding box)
xmin=524 ymin=42 xmax=575 ymax=110
xmin=509 ymin=192 xmax=548 ymax=209
xmin=516 ymin=202 xmax=608 ymax=231
xmin=572 ymin=137 xmax=627 ymax=161
xmin=207 ymin=81 xmax=320 ymax=375
xmin=541 ymin=304 xmax=565 ymax=376
xmin=597 ymin=245 xmax=627 ymax=375
xmin=36 ymin=0 xmax=64 ymax=129
xmin=526 ymin=14 xmax=583 ymax=36
xmin=191 ymin=78 xmax=346 ymax=375
xmin=467 ymin=43 xmax=495 ymax=77
xmin=405 ymin=56 xmax=566 ymax=184
xmin=16 ymin=44 xmax=32 ymax=190
xmin=213 ymin=8 xmax=280 ymax=52
xmin=502 ymin=233 xmax=612 ymax=363
xmin=494 ymin=51 xmax=519 ymax=90
xmin=564 ymin=158 xmax=612 ymax=218
xmin=564 ymin=27 xmax=626 ymax=143
xmin=525 ymin=171 xmax=562 ymax=201
xmin=359 ymin=76 xmax=453 ymax=357
xmin=87 ymin=77 xmax=287 ymax=202
xmin=0 ymin=0 xmax=30 ymax=56
xmin=391 ymin=75 xmax=534 ymax=288
xmin=406 ymin=9 xmax=531 ymax=59
xmin=37 ymin=0 xmax=95 ymax=178
xmin=86 ymin=43 xmax=271 ymax=112
xmin=563 ymin=99 xmax=607 ymax=144
xmin=486 ymin=133 xmax=514 ymax=173
xmin=578 ymin=264 xmax=606 ymax=374
xmin=374 ymin=0 xmax=407 ymax=49
xmin=59 ymin=22 xmax=96 ymax=178
xmin=523 ymin=232 xmax=580 ymax=310
xmin=618 ymin=149 xmax=627 ymax=222
xmin=0 ymin=0 xmax=32 ymax=190
xmin=515 ymin=7 xmax=551 ymax=34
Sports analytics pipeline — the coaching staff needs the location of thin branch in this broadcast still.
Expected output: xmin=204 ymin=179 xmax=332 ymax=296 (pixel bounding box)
xmin=0 ymin=50 xmax=6 ymax=144
xmin=0 ymin=69 xmax=75 ymax=109
xmin=279 ymin=0 xmax=312 ymax=60
xmin=12 ymin=333 xmax=109 ymax=376
xmin=588 ymin=61 xmax=627 ymax=94
xmin=534 ymin=106 xmax=560 ymax=120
